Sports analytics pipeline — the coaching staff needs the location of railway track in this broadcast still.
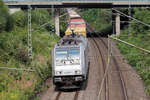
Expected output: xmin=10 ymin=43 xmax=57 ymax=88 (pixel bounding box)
xmin=55 ymin=91 xmax=79 ymax=100
xmin=39 ymin=36 xmax=147 ymax=100
xmin=90 ymin=38 xmax=109 ymax=100
xmin=40 ymin=36 xmax=145 ymax=100
xmin=74 ymin=91 xmax=79 ymax=100
xmin=39 ymin=20 xmax=148 ymax=100
xmin=87 ymin=21 xmax=128 ymax=100
xmin=98 ymin=38 xmax=128 ymax=100
xmin=55 ymin=92 xmax=61 ymax=100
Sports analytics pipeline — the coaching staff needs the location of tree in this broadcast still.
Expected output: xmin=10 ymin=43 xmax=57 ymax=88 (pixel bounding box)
xmin=0 ymin=0 xmax=14 ymax=33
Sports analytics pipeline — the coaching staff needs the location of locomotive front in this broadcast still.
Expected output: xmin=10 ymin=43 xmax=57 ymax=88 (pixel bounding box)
xmin=52 ymin=41 xmax=85 ymax=87
xmin=52 ymin=9 xmax=89 ymax=89
xmin=52 ymin=45 xmax=86 ymax=88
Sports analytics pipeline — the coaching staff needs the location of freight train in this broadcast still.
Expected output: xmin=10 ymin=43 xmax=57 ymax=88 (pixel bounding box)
xmin=52 ymin=9 xmax=89 ymax=89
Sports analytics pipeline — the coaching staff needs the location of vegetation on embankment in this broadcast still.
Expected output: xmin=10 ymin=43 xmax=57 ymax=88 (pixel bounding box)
xmin=80 ymin=8 xmax=150 ymax=97
xmin=117 ymin=8 xmax=150 ymax=96
xmin=0 ymin=0 xmax=59 ymax=100
xmin=0 ymin=0 xmax=14 ymax=32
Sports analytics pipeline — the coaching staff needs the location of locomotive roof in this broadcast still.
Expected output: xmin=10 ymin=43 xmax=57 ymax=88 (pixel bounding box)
xmin=56 ymin=34 xmax=87 ymax=48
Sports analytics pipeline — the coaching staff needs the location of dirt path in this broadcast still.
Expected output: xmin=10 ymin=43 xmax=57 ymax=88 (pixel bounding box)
xmin=39 ymin=38 xmax=148 ymax=100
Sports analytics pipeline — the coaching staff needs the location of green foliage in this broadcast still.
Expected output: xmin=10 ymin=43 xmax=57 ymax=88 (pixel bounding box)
xmin=130 ymin=8 xmax=150 ymax=35
xmin=0 ymin=74 xmax=9 ymax=92
xmin=31 ymin=9 xmax=54 ymax=32
xmin=117 ymin=8 xmax=150 ymax=96
xmin=31 ymin=9 xmax=51 ymax=25
xmin=12 ymin=9 xmax=53 ymax=31
xmin=12 ymin=11 xmax=27 ymax=27
xmin=80 ymin=8 xmax=112 ymax=35
xmin=0 ymin=0 xmax=8 ymax=32
xmin=0 ymin=0 xmax=14 ymax=32
xmin=0 ymin=27 xmax=28 ymax=65
xmin=0 ymin=4 xmax=60 ymax=99
xmin=13 ymin=71 xmax=22 ymax=80
xmin=0 ymin=27 xmax=59 ymax=99
xmin=2 ymin=88 xmax=22 ymax=100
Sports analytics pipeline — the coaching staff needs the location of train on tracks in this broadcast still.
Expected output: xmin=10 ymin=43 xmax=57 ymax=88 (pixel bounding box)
xmin=52 ymin=8 xmax=89 ymax=89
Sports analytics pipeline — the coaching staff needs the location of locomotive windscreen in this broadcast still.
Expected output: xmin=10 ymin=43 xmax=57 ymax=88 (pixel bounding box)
xmin=55 ymin=48 xmax=80 ymax=66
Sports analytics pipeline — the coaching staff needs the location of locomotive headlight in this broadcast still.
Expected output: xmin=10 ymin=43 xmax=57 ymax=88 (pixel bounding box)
xmin=75 ymin=70 xmax=82 ymax=75
xmin=55 ymin=71 xmax=62 ymax=75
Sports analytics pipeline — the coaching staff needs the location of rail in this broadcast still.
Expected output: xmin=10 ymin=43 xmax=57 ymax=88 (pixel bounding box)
xmin=99 ymin=37 xmax=128 ymax=100
xmin=91 ymin=38 xmax=109 ymax=100
xmin=0 ymin=67 xmax=35 ymax=72
xmin=94 ymin=38 xmax=111 ymax=100
xmin=54 ymin=91 xmax=79 ymax=100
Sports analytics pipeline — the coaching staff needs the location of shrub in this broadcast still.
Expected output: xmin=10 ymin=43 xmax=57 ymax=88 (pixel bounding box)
xmin=0 ymin=6 xmax=60 ymax=100
xmin=117 ymin=8 xmax=150 ymax=96
xmin=0 ymin=76 xmax=8 ymax=92
xmin=0 ymin=0 xmax=14 ymax=32
xmin=12 ymin=11 xmax=27 ymax=27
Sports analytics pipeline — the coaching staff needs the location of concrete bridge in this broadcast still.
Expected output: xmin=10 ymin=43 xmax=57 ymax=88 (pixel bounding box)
xmin=4 ymin=0 xmax=150 ymax=36
xmin=4 ymin=0 xmax=150 ymax=8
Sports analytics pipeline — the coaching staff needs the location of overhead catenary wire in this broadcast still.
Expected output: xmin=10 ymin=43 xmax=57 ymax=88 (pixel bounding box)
xmin=111 ymin=8 xmax=150 ymax=55
xmin=117 ymin=34 xmax=150 ymax=37
xmin=110 ymin=35 xmax=150 ymax=54
xmin=78 ymin=9 xmax=113 ymax=100
xmin=32 ymin=8 xmax=83 ymax=32
xmin=77 ymin=8 xmax=149 ymax=100
xmin=78 ymin=9 xmax=111 ymax=100
xmin=0 ymin=67 xmax=35 ymax=72
xmin=76 ymin=8 xmax=150 ymax=55
xmin=97 ymin=42 xmax=111 ymax=100
xmin=70 ymin=8 xmax=150 ymax=100
xmin=0 ymin=8 xmax=87 ymax=72
xmin=112 ymin=8 xmax=150 ymax=28
xmin=112 ymin=21 xmax=136 ymax=23
xmin=32 ymin=8 xmax=91 ymax=34
xmin=88 ymin=53 xmax=148 ymax=58
xmin=0 ymin=7 xmax=55 ymax=71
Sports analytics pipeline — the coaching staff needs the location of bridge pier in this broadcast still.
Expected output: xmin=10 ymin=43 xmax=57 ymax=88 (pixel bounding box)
xmin=55 ymin=9 xmax=60 ymax=36
xmin=115 ymin=13 xmax=120 ymax=36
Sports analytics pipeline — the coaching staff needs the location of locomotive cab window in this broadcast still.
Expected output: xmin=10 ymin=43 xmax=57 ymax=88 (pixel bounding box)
xmin=55 ymin=49 xmax=80 ymax=66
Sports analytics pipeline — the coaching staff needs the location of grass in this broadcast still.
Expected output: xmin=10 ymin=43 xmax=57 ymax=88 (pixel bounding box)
xmin=0 ymin=9 xmax=60 ymax=100
xmin=116 ymin=34 xmax=150 ymax=96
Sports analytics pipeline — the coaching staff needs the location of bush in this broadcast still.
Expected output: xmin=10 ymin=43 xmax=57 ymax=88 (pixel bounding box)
xmin=31 ymin=9 xmax=51 ymax=25
xmin=0 ymin=0 xmax=14 ymax=32
xmin=0 ymin=5 xmax=60 ymax=99
xmin=117 ymin=8 xmax=150 ymax=96
xmin=2 ymin=88 xmax=23 ymax=100
xmin=12 ymin=11 xmax=27 ymax=27
xmin=0 ymin=76 xmax=8 ymax=92
xmin=81 ymin=8 xmax=112 ymax=36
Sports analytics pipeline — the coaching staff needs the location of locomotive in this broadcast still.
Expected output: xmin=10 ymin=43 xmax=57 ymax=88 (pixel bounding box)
xmin=52 ymin=9 xmax=89 ymax=89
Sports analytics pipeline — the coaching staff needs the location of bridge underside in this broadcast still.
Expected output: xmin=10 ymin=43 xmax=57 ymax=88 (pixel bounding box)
xmin=5 ymin=1 xmax=150 ymax=8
